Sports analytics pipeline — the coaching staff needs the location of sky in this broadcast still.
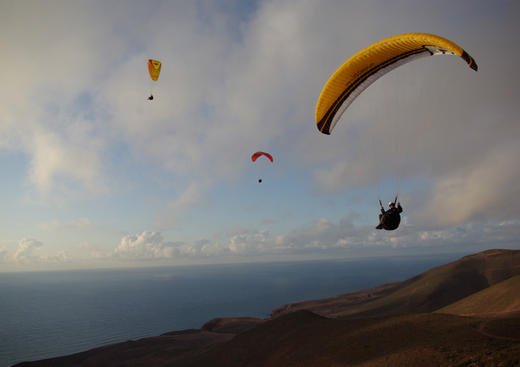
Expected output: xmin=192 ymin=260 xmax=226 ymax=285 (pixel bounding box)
xmin=1 ymin=0 xmax=519 ymax=272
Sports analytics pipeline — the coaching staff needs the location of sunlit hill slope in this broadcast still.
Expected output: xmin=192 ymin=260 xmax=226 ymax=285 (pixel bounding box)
xmin=271 ymin=249 xmax=520 ymax=318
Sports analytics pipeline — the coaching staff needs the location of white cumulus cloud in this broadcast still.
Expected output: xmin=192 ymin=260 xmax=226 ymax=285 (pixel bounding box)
xmin=13 ymin=238 xmax=44 ymax=264
xmin=11 ymin=238 xmax=70 ymax=265
xmin=114 ymin=231 xmax=179 ymax=260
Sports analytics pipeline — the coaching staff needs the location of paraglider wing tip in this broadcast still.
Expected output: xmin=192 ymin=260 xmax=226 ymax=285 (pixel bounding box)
xmin=316 ymin=116 xmax=332 ymax=135
xmin=316 ymin=121 xmax=331 ymax=135
xmin=461 ymin=50 xmax=478 ymax=71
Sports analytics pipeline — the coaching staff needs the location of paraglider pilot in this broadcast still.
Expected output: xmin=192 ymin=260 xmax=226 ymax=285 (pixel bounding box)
xmin=376 ymin=199 xmax=403 ymax=230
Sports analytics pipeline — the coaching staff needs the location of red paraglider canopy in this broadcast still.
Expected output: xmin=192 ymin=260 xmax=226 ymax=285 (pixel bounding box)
xmin=251 ymin=152 xmax=274 ymax=163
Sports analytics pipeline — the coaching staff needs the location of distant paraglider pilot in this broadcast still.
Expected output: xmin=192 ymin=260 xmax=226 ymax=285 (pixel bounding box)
xmin=251 ymin=152 xmax=273 ymax=184
xmin=147 ymin=59 xmax=161 ymax=101
xmin=376 ymin=200 xmax=403 ymax=230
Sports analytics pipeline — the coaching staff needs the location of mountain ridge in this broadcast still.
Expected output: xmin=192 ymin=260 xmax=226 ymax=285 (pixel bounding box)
xmin=271 ymin=248 xmax=520 ymax=319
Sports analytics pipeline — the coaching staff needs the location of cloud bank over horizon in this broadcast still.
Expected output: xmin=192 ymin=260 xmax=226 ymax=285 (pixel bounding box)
xmin=4 ymin=217 xmax=519 ymax=270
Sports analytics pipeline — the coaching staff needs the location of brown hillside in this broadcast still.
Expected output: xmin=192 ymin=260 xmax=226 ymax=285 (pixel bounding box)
xmin=14 ymin=330 xmax=234 ymax=367
xmin=178 ymin=310 xmax=520 ymax=367
xmin=270 ymin=281 xmax=405 ymax=318
xmin=201 ymin=317 xmax=265 ymax=334
xmin=436 ymin=275 xmax=520 ymax=316
xmin=16 ymin=311 xmax=520 ymax=367
xmin=272 ymin=249 xmax=520 ymax=319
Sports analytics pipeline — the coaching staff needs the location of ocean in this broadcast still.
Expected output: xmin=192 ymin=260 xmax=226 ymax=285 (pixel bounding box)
xmin=0 ymin=254 xmax=462 ymax=366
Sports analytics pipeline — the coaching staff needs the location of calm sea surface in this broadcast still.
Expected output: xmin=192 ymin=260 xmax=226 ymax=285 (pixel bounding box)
xmin=0 ymin=254 xmax=462 ymax=366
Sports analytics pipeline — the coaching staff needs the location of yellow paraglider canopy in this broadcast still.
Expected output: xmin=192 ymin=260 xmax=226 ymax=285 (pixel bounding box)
xmin=148 ymin=59 xmax=162 ymax=81
xmin=316 ymin=33 xmax=478 ymax=135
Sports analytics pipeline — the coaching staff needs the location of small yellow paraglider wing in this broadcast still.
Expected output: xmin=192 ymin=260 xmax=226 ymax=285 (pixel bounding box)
xmin=148 ymin=59 xmax=162 ymax=81
xmin=315 ymin=33 xmax=478 ymax=135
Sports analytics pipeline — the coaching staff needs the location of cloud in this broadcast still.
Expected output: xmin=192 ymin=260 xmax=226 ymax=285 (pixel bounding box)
xmin=112 ymin=215 xmax=520 ymax=263
xmin=113 ymin=231 xmax=231 ymax=260
xmin=113 ymin=231 xmax=180 ymax=260
xmin=245 ymin=217 xmax=520 ymax=256
xmin=221 ymin=222 xmax=359 ymax=256
xmin=417 ymin=142 xmax=520 ymax=226
xmin=274 ymin=218 xmax=362 ymax=252
xmin=12 ymin=238 xmax=70 ymax=265
xmin=111 ymin=229 xmax=276 ymax=259
xmin=0 ymin=247 xmax=8 ymax=262
xmin=0 ymin=1 xmax=131 ymax=200
xmin=28 ymin=129 xmax=105 ymax=195
xmin=40 ymin=251 xmax=70 ymax=263
xmin=78 ymin=242 xmax=107 ymax=259
xmin=13 ymin=238 xmax=44 ymax=264
xmin=227 ymin=229 xmax=273 ymax=255
xmin=158 ymin=181 xmax=211 ymax=229
xmin=39 ymin=218 xmax=93 ymax=232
